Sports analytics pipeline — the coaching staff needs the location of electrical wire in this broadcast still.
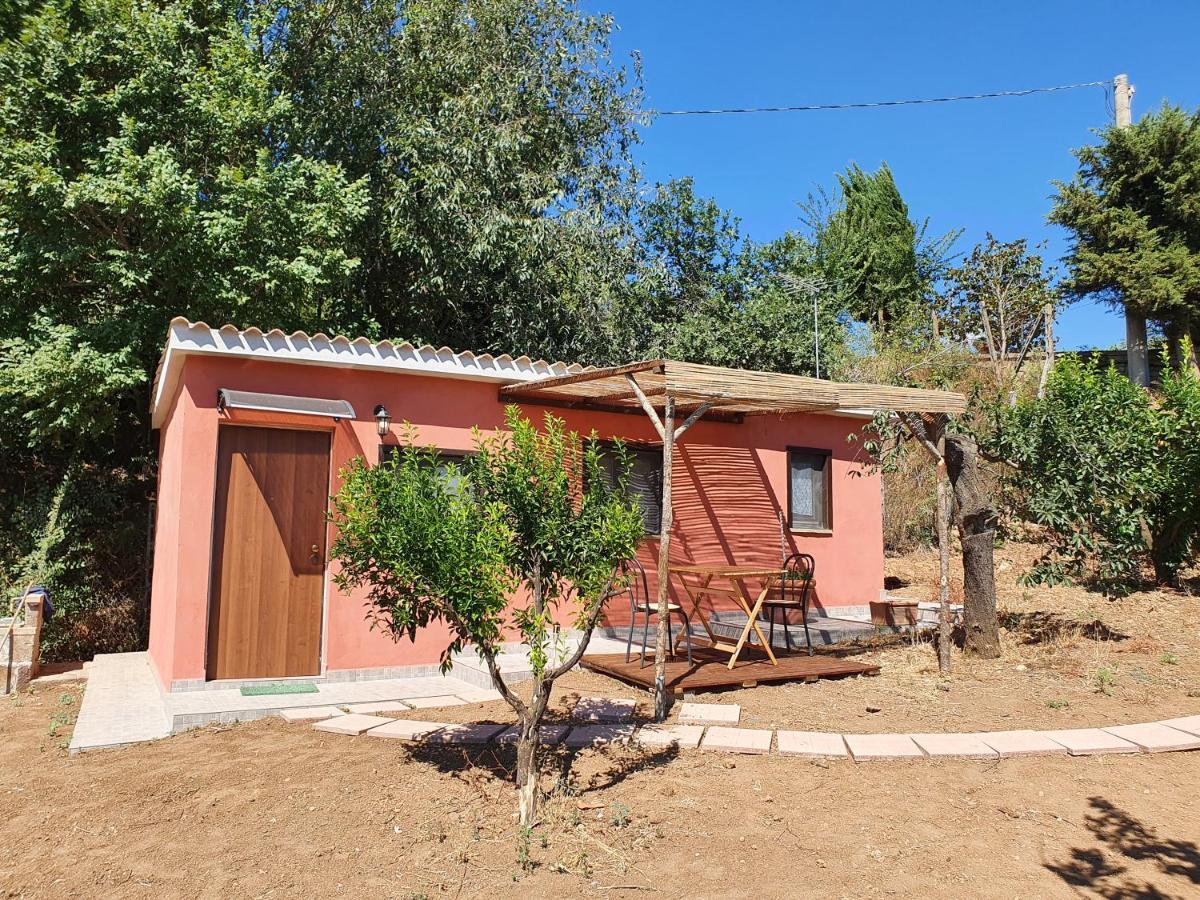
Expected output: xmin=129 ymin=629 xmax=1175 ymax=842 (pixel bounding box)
xmin=647 ymin=80 xmax=1109 ymax=117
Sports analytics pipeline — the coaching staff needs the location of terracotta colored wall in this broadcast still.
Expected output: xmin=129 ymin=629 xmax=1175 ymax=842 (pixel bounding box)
xmin=147 ymin=355 xmax=883 ymax=688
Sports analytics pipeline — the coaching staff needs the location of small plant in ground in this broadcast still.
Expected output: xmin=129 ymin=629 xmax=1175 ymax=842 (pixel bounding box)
xmin=1047 ymin=698 xmax=1069 ymax=709
xmin=607 ymin=800 xmax=631 ymax=828
xmin=1160 ymin=652 xmax=1180 ymax=666
xmin=1094 ymin=666 xmax=1117 ymax=695
xmin=516 ymin=826 xmax=536 ymax=873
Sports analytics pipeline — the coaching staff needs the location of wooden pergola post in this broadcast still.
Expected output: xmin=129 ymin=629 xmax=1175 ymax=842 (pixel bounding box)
xmin=624 ymin=375 xmax=717 ymax=720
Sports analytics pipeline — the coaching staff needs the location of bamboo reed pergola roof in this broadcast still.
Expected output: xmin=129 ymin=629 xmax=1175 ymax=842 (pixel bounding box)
xmin=498 ymin=359 xmax=967 ymax=419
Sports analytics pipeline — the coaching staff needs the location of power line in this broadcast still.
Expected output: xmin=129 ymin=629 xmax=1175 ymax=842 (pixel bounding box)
xmin=647 ymin=80 xmax=1108 ymax=117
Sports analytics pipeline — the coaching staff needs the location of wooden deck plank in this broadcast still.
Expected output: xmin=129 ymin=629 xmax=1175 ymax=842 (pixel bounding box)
xmin=581 ymin=647 xmax=879 ymax=692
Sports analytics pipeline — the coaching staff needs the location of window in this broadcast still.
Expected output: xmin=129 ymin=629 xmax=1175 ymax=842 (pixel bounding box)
xmin=788 ymin=448 xmax=831 ymax=531
xmin=379 ymin=446 xmax=471 ymax=495
xmin=595 ymin=441 xmax=663 ymax=535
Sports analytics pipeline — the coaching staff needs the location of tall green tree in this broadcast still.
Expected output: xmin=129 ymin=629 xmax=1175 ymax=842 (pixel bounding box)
xmin=268 ymin=0 xmax=646 ymax=362
xmin=1050 ymin=103 xmax=1200 ymax=372
xmin=0 ymin=0 xmax=646 ymax=655
xmin=807 ymin=163 xmax=958 ymax=342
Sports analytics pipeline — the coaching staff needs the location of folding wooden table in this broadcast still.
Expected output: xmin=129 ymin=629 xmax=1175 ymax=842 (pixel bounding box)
xmin=668 ymin=564 xmax=782 ymax=669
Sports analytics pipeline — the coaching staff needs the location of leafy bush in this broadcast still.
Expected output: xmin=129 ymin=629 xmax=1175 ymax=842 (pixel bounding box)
xmin=992 ymin=354 xmax=1200 ymax=591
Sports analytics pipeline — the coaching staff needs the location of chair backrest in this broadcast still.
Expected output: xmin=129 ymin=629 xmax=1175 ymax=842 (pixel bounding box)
xmin=606 ymin=556 xmax=650 ymax=607
xmin=783 ymin=552 xmax=815 ymax=607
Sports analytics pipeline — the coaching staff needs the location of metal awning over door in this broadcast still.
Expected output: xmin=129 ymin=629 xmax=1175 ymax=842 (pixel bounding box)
xmin=216 ymin=388 xmax=355 ymax=420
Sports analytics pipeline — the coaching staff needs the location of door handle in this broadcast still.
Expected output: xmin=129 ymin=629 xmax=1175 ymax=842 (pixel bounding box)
xmin=310 ymin=543 xmax=321 ymax=560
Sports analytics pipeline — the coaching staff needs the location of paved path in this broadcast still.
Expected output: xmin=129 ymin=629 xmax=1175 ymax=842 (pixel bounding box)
xmin=298 ymin=706 xmax=1200 ymax=761
xmin=69 ymin=654 xmax=172 ymax=752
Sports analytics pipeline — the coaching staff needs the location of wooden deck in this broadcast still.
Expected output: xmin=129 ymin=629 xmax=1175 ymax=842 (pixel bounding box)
xmin=581 ymin=646 xmax=879 ymax=694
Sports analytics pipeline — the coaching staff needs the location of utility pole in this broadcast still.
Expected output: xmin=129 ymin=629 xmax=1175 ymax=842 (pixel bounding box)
xmin=1115 ymin=73 xmax=1149 ymax=387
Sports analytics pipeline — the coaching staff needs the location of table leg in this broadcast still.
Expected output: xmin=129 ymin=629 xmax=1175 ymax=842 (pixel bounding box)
xmin=675 ymin=573 xmax=718 ymax=652
xmin=726 ymin=576 xmax=780 ymax=669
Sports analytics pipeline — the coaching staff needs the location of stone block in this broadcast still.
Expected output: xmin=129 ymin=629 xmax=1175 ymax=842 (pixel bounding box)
xmin=494 ymin=723 xmax=571 ymax=745
xmin=1103 ymin=722 xmax=1200 ymax=753
xmin=636 ymin=724 xmax=705 ymax=749
xmin=367 ymin=719 xmax=450 ymax=741
xmin=976 ymin=730 xmax=1070 ymax=758
xmin=843 ymin=733 xmax=925 ymax=761
xmin=700 ymin=726 xmax=772 ymax=754
xmin=404 ymin=695 xmax=468 ymax=709
xmin=313 ymin=714 xmax=395 ymax=735
xmin=573 ymin=697 xmax=636 ymax=723
xmin=776 ymin=731 xmax=848 ymax=758
xmin=910 ymin=733 xmax=999 ymax=759
xmin=564 ymin=724 xmax=634 ymax=748
xmin=1040 ymin=728 xmax=1140 ymax=756
xmin=678 ymin=702 xmax=740 ymax=725
xmin=280 ymin=706 xmax=345 ymax=723
xmin=1157 ymin=715 xmax=1200 ymax=739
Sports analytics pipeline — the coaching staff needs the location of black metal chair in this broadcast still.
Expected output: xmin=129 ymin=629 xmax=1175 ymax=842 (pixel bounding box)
xmin=610 ymin=557 xmax=692 ymax=668
xmin=760 ymin=552 xmax=815 ymax=655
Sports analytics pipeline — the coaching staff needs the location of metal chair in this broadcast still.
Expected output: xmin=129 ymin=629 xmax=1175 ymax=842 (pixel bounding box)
xmin=612 ymin=557 xmax=692 ymax=667
xmin=761 ymin=552 xmax=815 ymax=655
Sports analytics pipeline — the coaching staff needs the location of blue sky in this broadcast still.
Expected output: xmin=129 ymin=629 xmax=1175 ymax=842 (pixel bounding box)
xmin=589 ymin=0 xmax=1200 ymax=349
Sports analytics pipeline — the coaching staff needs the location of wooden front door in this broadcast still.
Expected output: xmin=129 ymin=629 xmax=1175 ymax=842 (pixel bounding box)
xmin=207 ymin=426 xmax=331 ymax=680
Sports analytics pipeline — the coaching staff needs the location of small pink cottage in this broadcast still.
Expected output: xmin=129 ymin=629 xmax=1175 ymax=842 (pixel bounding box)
xmin=146 ymin=318 xmax=964 ymax=691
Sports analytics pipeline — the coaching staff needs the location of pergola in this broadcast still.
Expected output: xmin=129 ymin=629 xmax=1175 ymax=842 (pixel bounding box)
xmin=499 ymin=359 xmax=968 ymax=717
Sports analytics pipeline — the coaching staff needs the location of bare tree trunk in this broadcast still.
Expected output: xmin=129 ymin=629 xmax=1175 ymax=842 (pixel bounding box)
xmin=1038 ymin=302 xmax=1055 ymax=399
xmin=943 ymin=434 xmax=1000 ymax=658
xmin=935 ymin=438 xmax=952 ymax=677
xmin=514 ymin=675 xmax=553 ymax=826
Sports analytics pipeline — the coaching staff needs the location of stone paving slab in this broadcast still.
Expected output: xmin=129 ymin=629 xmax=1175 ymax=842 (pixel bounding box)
xmin=453 ymin=688 xmax=506 ymax=704
xmin=573 ymin=697 xmax=636 ymax=723
xmin=403 ymin=694 xmax=469 ymax=709
xmin=776 ymin=731 xmax=848 ymax=758
xmin=976 ymin=730 xmax=1070 ymax=757
xmin=343 ymin=701 xmax=413 ymax=715
xmin=69 ymin=653 xmax=172 ymax=753
xmin=313 ymin=714 xmax=395 ymax=735
xmin=678 ymin=702 xmax=740 ymax=726
xmin=1041 ymin=728 xmax=1140 ymax=756
xmin=701 ymin=726 xmax=772 ymax=754
xmin=494 ymin=724 xmax=572 ymax=745
xmin=636 ymin=724 xmax=705 ymax=750
xmin=843 ymin=733 xmax=926 ymax=761
xmin=1158 ymin=715 xmax=1200 ymax=739
xmin=367 ymin=719 xmax=451 ymax=741
xmin=420 ymin=723 xmax=507 ymax=745
xmin=1103 ymin=722 xmax=1200 ymax=753
xmin=564 ymin=724 xmax=635 ymax=748
xmin=910 ymin=732 xmax=999 ymax=759
xmin=279 ymin=706 xmax=345 ymax=722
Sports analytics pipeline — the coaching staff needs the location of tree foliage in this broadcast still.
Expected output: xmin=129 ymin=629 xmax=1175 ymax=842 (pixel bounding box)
xmin=807 ymin=163 xmax=959 ymax=341
xmin=991 ymin=354 xmax=1200 ymax=591
xmin=331 ymin=407 xmax=644 ymax=823
xmin=1050 ymin=103 xmax=1200 ymax=358
xmin=943 ymin=234 xmax=1055 ymax=376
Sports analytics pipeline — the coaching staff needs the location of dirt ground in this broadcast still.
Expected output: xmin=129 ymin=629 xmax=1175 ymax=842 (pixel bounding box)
xmin=3 ymin=542 xmax=1200 ymax=899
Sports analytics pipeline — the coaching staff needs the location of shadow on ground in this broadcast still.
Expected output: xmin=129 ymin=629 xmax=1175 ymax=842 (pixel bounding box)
xmin=400 ymin=733 xmax=681 ymax=796
xmin=1045 ymin=797 xmax=1200 ymax=899
xmin=1001 ymin=610 xmax=1129 ymax=645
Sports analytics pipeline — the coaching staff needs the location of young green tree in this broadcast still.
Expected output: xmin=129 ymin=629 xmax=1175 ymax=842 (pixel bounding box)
xmin=1050 ymin=104 xmax=1200 ymax=373
xmin=991 ymin=353 xmax=1200 ymax=590
xmin=331 ymin=408 xmax=644 ymax=825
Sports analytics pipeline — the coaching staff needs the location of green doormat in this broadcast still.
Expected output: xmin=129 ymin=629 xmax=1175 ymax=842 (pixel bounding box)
xmin=240 ymin=682 xmax=319 ymax=696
